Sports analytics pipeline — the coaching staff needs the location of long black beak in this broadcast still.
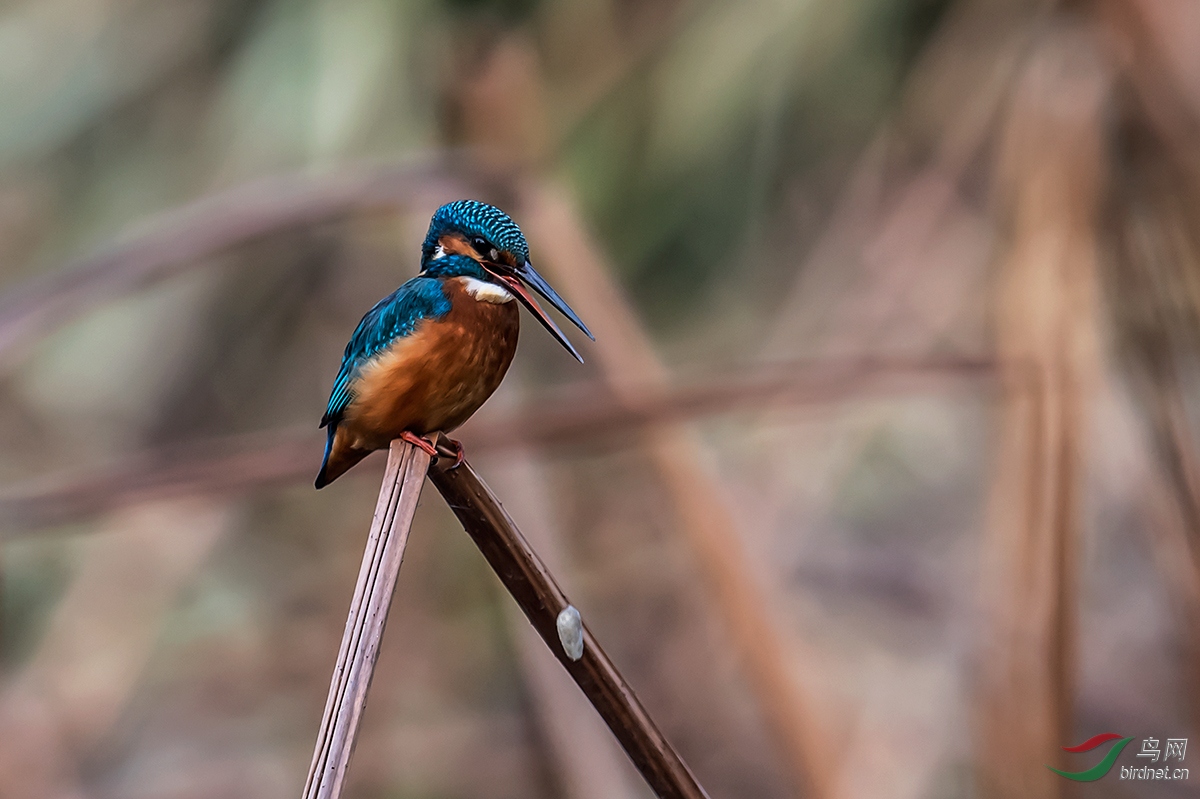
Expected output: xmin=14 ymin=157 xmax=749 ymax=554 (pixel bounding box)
xmin=486 ymin=260 xmax=594 ymax=363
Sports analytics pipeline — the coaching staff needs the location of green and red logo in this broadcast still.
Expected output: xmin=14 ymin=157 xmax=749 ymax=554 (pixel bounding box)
xmin=1047 ymin=733 xmax=1134 ymax=782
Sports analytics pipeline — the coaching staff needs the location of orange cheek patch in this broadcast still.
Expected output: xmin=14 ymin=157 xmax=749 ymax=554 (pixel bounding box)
xmin=438 ymin=234 xmax=481 ymax=259
xmin=439 ymin=234 xmax=519 ymax=267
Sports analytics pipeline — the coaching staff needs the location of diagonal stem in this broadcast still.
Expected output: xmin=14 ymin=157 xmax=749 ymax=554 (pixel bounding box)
xmin=427 ymin=439 xmax=710 ymax=799
xmin=303 ymin=440 xmax=430 ymax=799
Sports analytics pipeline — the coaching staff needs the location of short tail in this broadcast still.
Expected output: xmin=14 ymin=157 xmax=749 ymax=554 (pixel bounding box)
xmin=315 ymin=424 xmax=370 ymax=488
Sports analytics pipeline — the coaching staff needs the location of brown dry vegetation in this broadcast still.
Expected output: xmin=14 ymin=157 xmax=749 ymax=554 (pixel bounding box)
xmin=0 ymin=0 xmax=1197 ymax=797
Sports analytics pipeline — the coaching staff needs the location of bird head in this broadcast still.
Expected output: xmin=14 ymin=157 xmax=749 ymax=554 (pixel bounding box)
xmin=420 ymin=200 xmax=593 ymax=362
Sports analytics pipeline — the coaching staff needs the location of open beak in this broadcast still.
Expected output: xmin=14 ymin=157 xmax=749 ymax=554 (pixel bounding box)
xmin=485 ymin=260 xmax=594 ymax=363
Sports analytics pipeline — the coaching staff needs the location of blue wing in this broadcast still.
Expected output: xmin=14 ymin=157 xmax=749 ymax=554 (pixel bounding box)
xmin=321 ymin=276 xmax=451 ymax=427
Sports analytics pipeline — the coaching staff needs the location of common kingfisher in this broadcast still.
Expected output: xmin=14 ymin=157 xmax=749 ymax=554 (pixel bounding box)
xmin=315 ymin=200 xmax=593 ymax=488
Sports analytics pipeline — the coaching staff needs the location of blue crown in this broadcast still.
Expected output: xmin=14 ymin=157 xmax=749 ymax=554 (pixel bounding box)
xmin=421 ymin=200 xmax=530 ymax=265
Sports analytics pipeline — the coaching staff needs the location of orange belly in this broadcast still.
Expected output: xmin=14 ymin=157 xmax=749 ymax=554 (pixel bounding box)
xmin=339 ymin=287 xmax=519 ymax=451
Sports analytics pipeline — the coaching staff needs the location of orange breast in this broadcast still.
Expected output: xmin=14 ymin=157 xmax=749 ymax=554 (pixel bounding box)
xmin=340 ymin=279 xmax=519 ymax=450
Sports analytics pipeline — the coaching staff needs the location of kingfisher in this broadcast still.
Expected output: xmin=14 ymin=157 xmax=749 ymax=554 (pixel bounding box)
xmin=315 ymin=200 xmax=592 ymax=488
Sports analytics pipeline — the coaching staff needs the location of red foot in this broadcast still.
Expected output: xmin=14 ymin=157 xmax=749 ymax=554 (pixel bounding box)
xmin=400 ymin=431 xmax=438 ymax=458
xmin=400 ymin=431 xmax=465 ymax=468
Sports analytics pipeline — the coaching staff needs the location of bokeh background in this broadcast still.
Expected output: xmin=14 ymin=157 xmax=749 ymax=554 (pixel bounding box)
xmin=0 ymin=0 xmax=1197 ymax=797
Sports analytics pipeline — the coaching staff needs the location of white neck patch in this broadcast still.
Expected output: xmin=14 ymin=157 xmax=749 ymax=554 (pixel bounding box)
xmin=458 ymin=276 xmax=514 ymax=304
xmin=431 ymin=243 xmax=447 ymax=260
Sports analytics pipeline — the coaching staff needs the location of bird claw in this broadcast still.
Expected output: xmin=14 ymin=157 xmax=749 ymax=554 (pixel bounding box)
xmin=400 ymin=431 xmax=439 ymax=458
xmin=401 ymin=431 xmax=465 ymax=469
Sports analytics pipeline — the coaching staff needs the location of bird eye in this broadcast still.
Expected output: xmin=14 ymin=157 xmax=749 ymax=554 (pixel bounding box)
xmin=468 ymin=235 xmax=501 ymax=263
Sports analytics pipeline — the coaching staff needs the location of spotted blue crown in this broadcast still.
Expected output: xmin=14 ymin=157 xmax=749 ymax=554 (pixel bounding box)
xmin=421 ymin=200 xmax=530 ymax=265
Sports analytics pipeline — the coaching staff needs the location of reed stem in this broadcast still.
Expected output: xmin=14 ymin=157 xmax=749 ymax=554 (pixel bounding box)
xmin=428 ymin=437 xmax=710 ymax=799
xmin=302 ymin=440 xmax=430 ymax=799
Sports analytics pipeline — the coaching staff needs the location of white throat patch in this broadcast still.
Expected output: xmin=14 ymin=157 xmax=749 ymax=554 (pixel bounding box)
xmin=458 ymin=276 xmax=514 ymax=304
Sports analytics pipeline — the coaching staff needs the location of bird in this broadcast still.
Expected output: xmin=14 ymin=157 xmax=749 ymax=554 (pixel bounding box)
xmin=315 ymin=200 xmax=593 ymax=488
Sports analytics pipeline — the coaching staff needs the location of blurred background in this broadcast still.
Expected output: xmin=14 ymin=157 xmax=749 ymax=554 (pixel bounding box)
xmin=0 ymin=0 xmax=1196 ymax=797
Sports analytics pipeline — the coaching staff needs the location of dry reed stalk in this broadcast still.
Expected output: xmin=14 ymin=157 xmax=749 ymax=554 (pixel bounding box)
xmin=975 ymin=26 xmax=1108 ymax=799
xmin=427 ymin=444 xmax=709 ymax=799
xmin=1132 ymin=264 xmax=1200 ymax=730
xmin=485 ymin=448 xmax=642 ymax=799
xmin=303 ymin=440 xmax=430 ymax=799
xmin=764 ymin=0 xmax=1027 ymax=357
xmin=507 ymin=613 xmax=646 ymax=799
xmin=0 ymin=356 xmax=991 ymax=536
xmin=0 ymin=158 xmax=480 ymax=364
xmin=1141 ymin=427 xmax=1200 ymax=726
xmin=0 ymin=500 xmax=230 ymax=799
xmin=748 ymin=1 xmax=1029 ymax=600
xmin=521 ymin=183 xmax=837 ymax=799
xmin=1143 ymin=471 xmax=1200 ymax=625
xmin=1135 ymin=361 xmax=1200 ymax=644
xmin=1099 ymin=4 xmax=1200 ymax=722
